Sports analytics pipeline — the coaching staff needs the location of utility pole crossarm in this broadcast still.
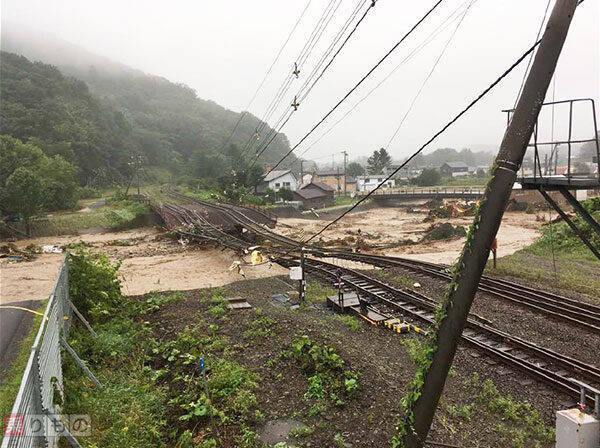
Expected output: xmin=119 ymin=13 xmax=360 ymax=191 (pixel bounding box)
xmin=399 ymin=1 xmax=579 ymax=447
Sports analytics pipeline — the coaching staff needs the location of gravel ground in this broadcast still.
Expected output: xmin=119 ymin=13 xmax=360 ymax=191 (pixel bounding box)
xmin=141 ymin=275 xmax=563 ymax=448
xmin=379 ymin=266 xmax=600 ymax=369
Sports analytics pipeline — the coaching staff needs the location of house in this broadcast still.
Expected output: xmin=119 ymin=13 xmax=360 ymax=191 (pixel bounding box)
xmin=312 ymin=169 xmax=344 ymax=193
xmin=440 ymin=162 xmax=469 ymax=177
xmin=345 ymin=177 xmax=357 ymax=193
xmin=293 ymin=182 xmax=335 ymax=209
xmin=356 ymin=176 xmax=395 ymax=192
xmin=257 ymin=169 xmax=298 ymax=193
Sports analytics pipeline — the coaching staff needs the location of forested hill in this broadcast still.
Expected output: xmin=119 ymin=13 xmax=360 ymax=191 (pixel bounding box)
xmin=0 ymin=46 xmax=294 ymax=186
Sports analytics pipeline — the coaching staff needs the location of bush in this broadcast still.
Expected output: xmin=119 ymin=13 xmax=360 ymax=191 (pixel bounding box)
xmin=413 ymin=168 xmax=441 ymax=186
xmin=76 ymin=186 xmax=102 ymax=199
xmin=68 ymin=246 xmax=123 ymax=323
xmin=423 ymin=222 xmax=467 ymax=240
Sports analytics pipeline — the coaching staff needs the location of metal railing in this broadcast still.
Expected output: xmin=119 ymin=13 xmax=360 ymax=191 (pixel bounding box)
xmin=503 ymin=98 xmax=600 ymax=184
xmin=356 ymin=187 xmax=486 ymax=197
xmin=1 ymin=255 xmax=97 ymax=448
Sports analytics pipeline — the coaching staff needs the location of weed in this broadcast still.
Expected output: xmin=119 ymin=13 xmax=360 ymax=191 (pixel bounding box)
xmin=68 ymin=246 xmax=123 ymax=323
xmin=401 ymin=337 xmax=430 ymax=369
xmin=330 ymin=314 xmax=361 ymax=331
xmin=304 ymin=282 xmax=336 ymax=305
xmin=289 ymin=425 xmax=315 ymax=438
xmin=334 ymin=432 xmax=345 ymax=447
xmin=282 ymin=335 xmax=360 ymax=407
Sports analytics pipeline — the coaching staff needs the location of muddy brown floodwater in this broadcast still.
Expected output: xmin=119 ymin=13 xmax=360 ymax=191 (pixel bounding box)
xmin=1 ymin=227 xmax=286 ymax=304
xmin=277 ymin=208 xmax=542 ymax=264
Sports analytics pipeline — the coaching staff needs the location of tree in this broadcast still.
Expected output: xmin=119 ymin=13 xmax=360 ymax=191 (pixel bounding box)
xmin=367 ymin=148 xmax=392 ymax=174
xmin=0 ymin=135 xmax=78 ymax=218
xmin=414 ymin=168 xmax=441 ymax=186
xmin=346 ymin=161 xmax=365 ymax=177
xmin=579 ymin=132 xmax=599 ymax=161
xmin=4 ymin=167 xmax=45 ymax=222
xmin=277 ymin=188 xmax=294 ymax=202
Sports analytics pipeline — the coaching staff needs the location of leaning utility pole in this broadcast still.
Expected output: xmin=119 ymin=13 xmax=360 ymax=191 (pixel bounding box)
xmin=401 ymin=1 xmax=578 ymax=446
xmin=341 ymin=150 xmax=348 ymax=195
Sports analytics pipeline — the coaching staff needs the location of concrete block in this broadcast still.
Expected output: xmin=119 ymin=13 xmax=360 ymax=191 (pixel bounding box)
xmin=556 ymin=408 xmax=599 ymax=448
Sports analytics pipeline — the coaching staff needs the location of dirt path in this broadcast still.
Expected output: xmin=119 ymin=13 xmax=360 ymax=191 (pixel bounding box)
xmin=277 ymin=208 xmax=542 ymax=265
xmin=1 ymin=227 xmax=286 ymax=303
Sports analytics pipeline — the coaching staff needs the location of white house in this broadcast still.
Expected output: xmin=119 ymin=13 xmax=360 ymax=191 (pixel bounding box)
xmin=356 ymin=175 xmax=395 ymax=192
xmin=257 ymin=169 xmax=299 ymax=193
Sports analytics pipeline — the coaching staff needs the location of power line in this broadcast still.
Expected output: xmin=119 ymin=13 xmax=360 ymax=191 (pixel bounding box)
xmin=297 ymin=38 xmax=543 ymax=247
xmin=385 ymin=0 xmax=475 ymax=148
xmin=291 ymin=0 xmax=473 ymax=165
xmin=512 ymin=0 xmax=552 ymax=109
xmin=262 ymin=0 xmax=446 ymax=176
xmin=217 ymin=0 xmax=313 ymax=153
xmin=242 ymin=0 xmax=341 ymax=155
xmin=250 ymin=0 xmax=377 ymax=162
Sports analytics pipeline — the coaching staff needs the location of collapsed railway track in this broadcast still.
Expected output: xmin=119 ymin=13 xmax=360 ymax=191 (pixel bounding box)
xmin=151 ymin=193 xmax=600 ymax=406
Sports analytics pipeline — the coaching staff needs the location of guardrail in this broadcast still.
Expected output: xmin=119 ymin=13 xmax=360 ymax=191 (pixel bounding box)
xmin=356 ymin=187 xmax=486 ymax=197
xmin=1 ymin=255 xmax=99 ymax=448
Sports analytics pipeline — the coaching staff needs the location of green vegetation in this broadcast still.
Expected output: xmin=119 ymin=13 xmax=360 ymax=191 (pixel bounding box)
xmin=281 ymin=335 xmax=360 ymax=408
xmin=20 ymin=200 xmax=150 ymax=237
xmin=346 ymin=161 xmax=365 ymax=177
xmin=423 ymin=222 xmax=467 ymax=241
xmin=0 ymin=135 xmax=78 ymax=223
xmin=62 ymin=251 xmax=267 ymax=447
xmin=489 ymin=197 xmax=600 ymax=299
xmin=457 ymin=373 xmax=554 ymax=448
xmin=367 ymin=148 xmax=392 ymax=174
xmin=334 ymin=195 xmax=358 ymax=206
xmin=304 ymin=281 xmax=336 ymax=305
xmin=413 ymin=168 xmax=441 ymax=187
xmin=329 ymin=314 xmax=361 ymax=331
xmin=0 ymin=305 xmax=44 ymax=430
xmin=1 ymin=51 xmax=295 ymax=189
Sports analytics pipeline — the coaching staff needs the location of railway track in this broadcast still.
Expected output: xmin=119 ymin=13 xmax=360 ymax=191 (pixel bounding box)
xmin=154 ymin=194 xmax=600 ymax=405
xmin=288 ymin=256 xmax=600 ymax=403
xmin=308 ymin=250 xmax=600 ymax=334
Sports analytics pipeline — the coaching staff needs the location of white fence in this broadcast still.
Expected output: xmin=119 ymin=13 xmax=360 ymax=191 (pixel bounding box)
xmin=1 ymin=255 xmax=97 ymax=448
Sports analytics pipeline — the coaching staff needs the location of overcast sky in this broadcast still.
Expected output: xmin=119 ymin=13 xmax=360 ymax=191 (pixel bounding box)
xmin=2 ymin=0 xmax=599 ymax=164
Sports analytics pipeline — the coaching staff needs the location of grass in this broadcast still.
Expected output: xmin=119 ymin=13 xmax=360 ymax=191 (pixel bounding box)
xmin=329 ymin=314 xmax=361 ymax=331
xmin=0 ymin=305 xmax=44 ymax=440
xmin=489 ymin=205 xmax=600 ymax=300
xmin=304 ymin=282 xmax=336 ymax=305
xmin=334 ymin=196 xmax=358 ymax=206
xmin=27 ymin=200 xmax=150 ymax=236
xmin=460 ymin=373 xmax=554 ymax=448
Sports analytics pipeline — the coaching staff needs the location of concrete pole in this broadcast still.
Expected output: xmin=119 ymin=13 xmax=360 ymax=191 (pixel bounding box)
xmin=342 ymin=150 xmax=348 ymax=195
xmin=402 ymin=1 xmax=578 ymax=446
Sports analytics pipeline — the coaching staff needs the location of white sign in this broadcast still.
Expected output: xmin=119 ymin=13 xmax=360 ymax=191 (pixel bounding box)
xmin=289 ymin=266 xmax=302 ymax=280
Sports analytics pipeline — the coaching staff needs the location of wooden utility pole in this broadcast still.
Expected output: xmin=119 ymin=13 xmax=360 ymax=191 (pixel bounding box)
xmin=341 ymin=150 xmax=348 ymax=195
xmin=401 ymin=1 xmax=579 ymax=446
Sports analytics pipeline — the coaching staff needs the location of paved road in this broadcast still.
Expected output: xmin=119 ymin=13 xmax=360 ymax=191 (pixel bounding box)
xmin=0 ymin=300 xmax=41 ymax=381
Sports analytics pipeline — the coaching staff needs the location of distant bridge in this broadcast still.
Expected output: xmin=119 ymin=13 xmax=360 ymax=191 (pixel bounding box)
xmin=355 ymin=187 xmax=485 ymax=202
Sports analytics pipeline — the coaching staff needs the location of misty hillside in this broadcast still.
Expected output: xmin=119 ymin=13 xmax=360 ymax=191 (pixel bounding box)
xmin=1 ymin=27 xmax=295 ymax=186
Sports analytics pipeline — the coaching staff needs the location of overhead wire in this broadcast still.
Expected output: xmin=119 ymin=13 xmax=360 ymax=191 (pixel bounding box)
xmin=385 ymin=0 xmax=475 ymax=149
xmin=249 ymin=0 xmax=377 ymax=163
xmin=512 ymin=0 xmax=552 ymax=109
xmin=241 ymin=0 xmax=341 ymax=155
xmin=290 ymin=0 xmax=473 ymax=166
xmin=217 ymin=0 xmax=313 ymax=153
xmin=262 ymin=0 xmax=446 ymax=176
xmin=295 ymin=38 xmax=543 ymax=247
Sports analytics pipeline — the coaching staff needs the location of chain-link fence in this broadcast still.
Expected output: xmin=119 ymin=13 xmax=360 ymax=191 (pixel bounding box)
xmin=1 ymin=255 xmax=96 ymax=448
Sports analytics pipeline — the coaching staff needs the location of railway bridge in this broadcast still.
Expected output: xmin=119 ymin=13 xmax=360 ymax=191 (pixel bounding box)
xmin=356 ymin=187 xmax=485 ymax=203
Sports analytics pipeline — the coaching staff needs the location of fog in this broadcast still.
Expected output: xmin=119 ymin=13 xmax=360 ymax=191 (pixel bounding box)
xmin=2 ymin=0 xmax=598 ymax=163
